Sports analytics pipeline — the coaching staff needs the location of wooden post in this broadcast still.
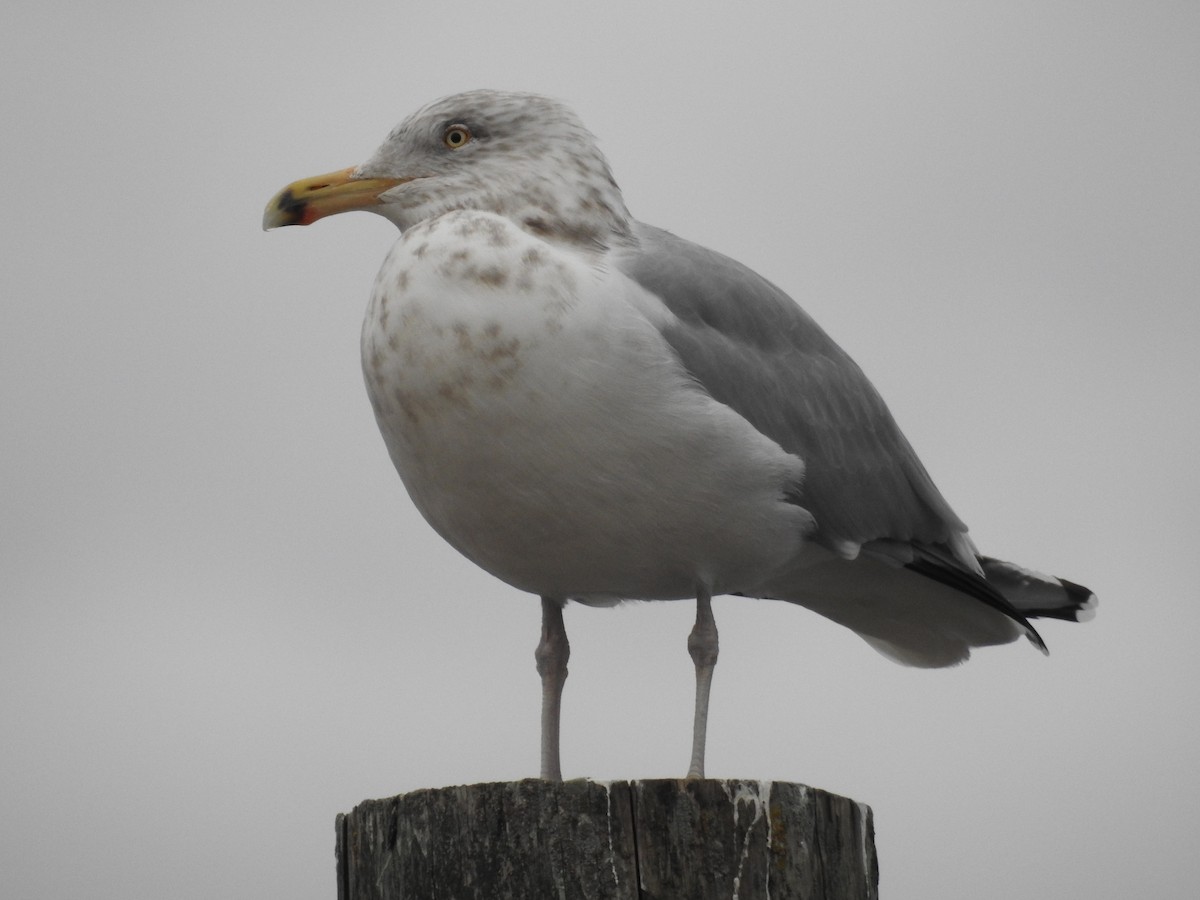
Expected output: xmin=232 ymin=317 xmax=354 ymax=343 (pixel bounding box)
xmin=336 ymin=779 xmax=878 ymax=899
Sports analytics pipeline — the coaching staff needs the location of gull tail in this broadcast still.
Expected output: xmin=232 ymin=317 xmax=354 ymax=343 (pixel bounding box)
xmin=979 ymin=556 xmax=1098 ymax=624
xmin=760 ymin=543 xmax=1096 ymax=669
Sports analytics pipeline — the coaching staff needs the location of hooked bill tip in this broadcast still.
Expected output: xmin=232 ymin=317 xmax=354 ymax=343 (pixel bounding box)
xmin=262 ymin=188 xmax=311 ymax=230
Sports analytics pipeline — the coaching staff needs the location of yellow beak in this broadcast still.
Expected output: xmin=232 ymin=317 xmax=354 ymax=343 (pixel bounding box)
xmin=262 ymin=167 xmax=407 ymax=229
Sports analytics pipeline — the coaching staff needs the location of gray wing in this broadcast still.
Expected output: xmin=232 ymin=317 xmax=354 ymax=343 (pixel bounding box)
xmin=619 ymin=222 xmax=968 ymax=556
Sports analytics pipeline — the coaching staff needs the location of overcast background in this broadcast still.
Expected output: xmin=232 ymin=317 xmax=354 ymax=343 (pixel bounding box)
xmin=3 ymin=2 xmax=1198 ymax=898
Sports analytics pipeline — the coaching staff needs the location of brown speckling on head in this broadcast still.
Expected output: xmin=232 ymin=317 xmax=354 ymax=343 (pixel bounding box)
xmin=354 ymin=90 xmax=635 ymax=248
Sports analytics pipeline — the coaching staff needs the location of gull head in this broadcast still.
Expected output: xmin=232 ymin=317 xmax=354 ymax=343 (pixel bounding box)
xmin=264 ymin=90 xmax=633 ymax=248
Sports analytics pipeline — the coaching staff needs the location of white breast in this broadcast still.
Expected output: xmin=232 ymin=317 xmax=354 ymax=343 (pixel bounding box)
xmin=361 ymin=210 xmax=814 ymax=601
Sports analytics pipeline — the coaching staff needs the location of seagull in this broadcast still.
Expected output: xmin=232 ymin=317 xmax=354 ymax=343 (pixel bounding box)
xmin=264 ymin=90 xmax=1095 ymax=781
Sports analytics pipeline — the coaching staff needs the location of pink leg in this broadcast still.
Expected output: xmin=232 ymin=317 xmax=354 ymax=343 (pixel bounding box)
xmin=535 ymin=597 xmax=569 ymax=781
xmin=686 ymin=587 xmax=719 ymax=779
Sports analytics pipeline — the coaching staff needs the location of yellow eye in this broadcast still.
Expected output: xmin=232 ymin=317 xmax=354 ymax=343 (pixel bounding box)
xmin=443 ymin=124 xmax=472 ymax=149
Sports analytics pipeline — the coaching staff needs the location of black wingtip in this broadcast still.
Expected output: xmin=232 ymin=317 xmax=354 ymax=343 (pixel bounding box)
xmin=904 ymin=555 xmax=1047 ymax=654
xmin=1013 ymin=579 xmax=1097 ymax=624
xmin=1026 ymin=627 xmax=1050 ymax=655
xmin=1052 ymin=578 xmax=1098 ymax=623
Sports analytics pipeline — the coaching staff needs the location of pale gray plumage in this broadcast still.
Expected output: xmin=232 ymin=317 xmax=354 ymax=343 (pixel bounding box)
xmin=264 ymin=89 xmax=1095 ymax=780
xmin=620 ymin=223 xmax=963 ymax=554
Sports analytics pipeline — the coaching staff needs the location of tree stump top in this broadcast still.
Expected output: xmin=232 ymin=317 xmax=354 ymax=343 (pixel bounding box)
xmin=337 ymin=778 xmax=877 ymax=900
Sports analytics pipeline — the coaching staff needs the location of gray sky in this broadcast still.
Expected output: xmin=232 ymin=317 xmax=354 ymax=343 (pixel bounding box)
xmin=3 ymin=2 xmax=1198 ymax=897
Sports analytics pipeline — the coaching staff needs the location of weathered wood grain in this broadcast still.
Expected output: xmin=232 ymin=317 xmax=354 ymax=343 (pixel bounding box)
xmin=336 ymin=779 xmax=877 ymax=899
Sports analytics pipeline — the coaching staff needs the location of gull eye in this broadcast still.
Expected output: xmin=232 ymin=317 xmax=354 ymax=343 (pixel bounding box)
xmin=443 ymin=124 xmax=472 ymax=149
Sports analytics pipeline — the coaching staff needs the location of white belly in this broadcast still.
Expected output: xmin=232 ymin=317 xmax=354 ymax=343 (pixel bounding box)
xmin=360 ymin=211 xmax=813 ymax=600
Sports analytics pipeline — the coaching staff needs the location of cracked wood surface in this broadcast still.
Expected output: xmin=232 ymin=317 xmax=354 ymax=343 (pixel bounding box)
xmin=336 ymin=779 xmax=877 ymax=899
